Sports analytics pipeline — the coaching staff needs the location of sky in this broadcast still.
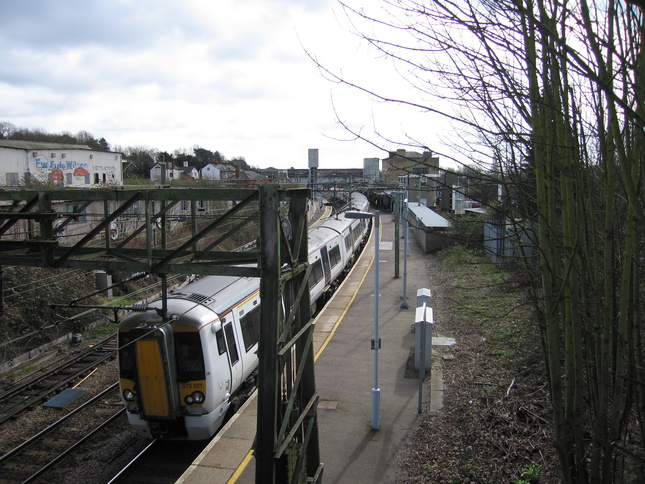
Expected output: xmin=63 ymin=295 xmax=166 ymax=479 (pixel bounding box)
xmin=0 ymin=0 xmax=451 ymax=170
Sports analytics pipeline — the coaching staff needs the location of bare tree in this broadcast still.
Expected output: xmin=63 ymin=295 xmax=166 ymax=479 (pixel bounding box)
xmin=123 ymin=146 xmax=158 ymax=178
xmin=0 ymin=121 xmax=17 ymax=139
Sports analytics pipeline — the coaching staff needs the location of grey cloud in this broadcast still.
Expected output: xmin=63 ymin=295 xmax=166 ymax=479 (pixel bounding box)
xmin=0 ymin=0 xmax=214 ymax=53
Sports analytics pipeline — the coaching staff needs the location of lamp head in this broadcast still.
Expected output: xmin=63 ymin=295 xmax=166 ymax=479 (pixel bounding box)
xmin=344 ymin=210 xmax=373 ymax=220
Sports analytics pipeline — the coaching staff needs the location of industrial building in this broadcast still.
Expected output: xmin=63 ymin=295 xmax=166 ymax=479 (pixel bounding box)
xmin=0 ymin=140 xmax=123 ymax=187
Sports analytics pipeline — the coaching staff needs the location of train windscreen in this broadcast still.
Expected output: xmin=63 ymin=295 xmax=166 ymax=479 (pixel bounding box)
xmin=175 ymin=332 xmax=206 ymax=382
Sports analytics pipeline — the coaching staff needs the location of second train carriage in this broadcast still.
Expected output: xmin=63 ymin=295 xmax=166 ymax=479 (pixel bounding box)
xmin=118 ymin=192 xmax=370 ymax=440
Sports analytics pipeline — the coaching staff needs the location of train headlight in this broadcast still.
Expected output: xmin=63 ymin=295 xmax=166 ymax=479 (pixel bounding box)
xmin=123 ymin=389 xmax=136 ymax=402
xmin=185 ymin=391 xmax=205 ymax=405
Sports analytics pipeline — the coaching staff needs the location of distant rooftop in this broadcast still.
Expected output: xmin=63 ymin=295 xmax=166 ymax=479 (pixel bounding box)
xmin=0 ymin=140 xmax=92 ymax=151
xmin=408 ymin=202 xmax=450 ymax=228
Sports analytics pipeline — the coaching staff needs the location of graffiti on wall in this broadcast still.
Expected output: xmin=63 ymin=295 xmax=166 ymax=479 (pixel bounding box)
xmin=33 ymin=155 xmax=92 ymax=185
xmin=93 ymin=165 xmax=117 ymax=176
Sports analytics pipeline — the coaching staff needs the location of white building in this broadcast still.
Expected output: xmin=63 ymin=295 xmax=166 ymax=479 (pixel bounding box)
xmin=201 ymin=163 xmax=221 ymax=181
xmin=150 ymin=161 xmax=200 ymax=183
xmin=0 ymin=140 xmax=123 ymax=187
xmin=149 ymin=162 xmax=181 ymax=183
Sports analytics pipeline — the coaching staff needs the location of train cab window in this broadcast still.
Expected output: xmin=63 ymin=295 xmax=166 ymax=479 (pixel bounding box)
xmin=224 ymin=323 xmax=240 ymax=365
xmin=329 ymin=245 xmax=341 ymax=268
xmin=175 ymin=332 xmax=206 ymax=382
xmin=240 ymin=306 xmax=261 ymax=352
xmin=118 ymin=333 xmax=134 ymax=379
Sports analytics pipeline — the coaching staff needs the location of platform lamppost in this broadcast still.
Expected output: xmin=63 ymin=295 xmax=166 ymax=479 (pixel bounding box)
xmin=345 ymin=209 xmax=380 ymax=430
xmin=401 ymin=194 xmax=409 ymax=309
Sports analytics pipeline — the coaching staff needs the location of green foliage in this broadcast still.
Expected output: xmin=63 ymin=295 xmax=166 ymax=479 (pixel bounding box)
xmin=443 ymin=246 xmax=529 ymax=373
xmin=513 ymin=464 xmax=541 ymax=483
xmin=447 ymin=214 xmax=486 ymax=253
xmin=123 ymin=146 xmax=157 ymax=177
xmin=89 ymin=325 xmax=117 ymax=338
xmin=122 ymin=175 xmax=154 ymax=185
xmin=0 ymin=267 xmax=102 ymax=339
xmin=445 ymin=244 xmax=478 ymax=265
xmin=482 ymin=265 xmax=512 ymax=285
xmin=491 ymin=349 xmax=516 ymax=359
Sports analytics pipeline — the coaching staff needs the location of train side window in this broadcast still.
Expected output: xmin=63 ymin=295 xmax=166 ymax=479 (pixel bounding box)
xmin=240 ymin=306 xmax=261 ymax=352
xmin=311 ymin=260 xmax=324 ymax=285
xmin=224 ymin=323 xmax=240 ymax=365
xmin=344 ymin=234 xmax=352 ymax=251
xmin=352 ymin=225 xmax=360 ymax=242
xmin=329 ymin=245 xmax=341 ymax=268
xmin=216 ymin=329 xmax=226 ymax=355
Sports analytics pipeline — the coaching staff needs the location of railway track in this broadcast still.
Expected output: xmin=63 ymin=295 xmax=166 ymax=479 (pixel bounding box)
xmin=0 ymin=383 xmax=124 ymax=484
xmin=0 ymin=334 xmax=118 ymax=427
xmin=108 ymin=439 xmax=206 ymax=484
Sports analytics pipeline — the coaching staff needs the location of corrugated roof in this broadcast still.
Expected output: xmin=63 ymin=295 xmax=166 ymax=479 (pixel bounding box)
xmin=0 ymin=140 xmax=92 ymax=150
xmin=408 ymin=202 xmax=450 ymax=228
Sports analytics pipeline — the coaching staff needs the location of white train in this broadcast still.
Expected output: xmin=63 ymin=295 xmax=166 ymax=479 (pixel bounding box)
xmin=118 ymin=192 xmax=370 ymax=440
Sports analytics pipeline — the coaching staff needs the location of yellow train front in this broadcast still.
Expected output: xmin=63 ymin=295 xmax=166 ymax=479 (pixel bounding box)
xmin=118 ymin=275 xmax=261 ymax=440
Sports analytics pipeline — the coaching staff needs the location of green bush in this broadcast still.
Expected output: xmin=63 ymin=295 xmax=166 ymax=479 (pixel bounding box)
xmin=447 ymin=213 xmax=485 ymax=253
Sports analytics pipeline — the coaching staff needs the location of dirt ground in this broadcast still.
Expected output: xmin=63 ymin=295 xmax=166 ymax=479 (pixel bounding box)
xmin=392 ymin=248 xmax=560 ymax=483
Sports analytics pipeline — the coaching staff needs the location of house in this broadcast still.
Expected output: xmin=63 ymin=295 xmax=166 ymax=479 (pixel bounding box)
xmin=216 ymin=164 xmax=239 ymax=180
xmin=150 ymin=162 xmax=179 ymax=183
xmin=201 ymin=163 xmax=221 ymax=181
xmin=235 ymin=170 xmax=267 ymax=188
xmin=178 ymin=162 xmax=199 ymax=181
xmin=398 ymin=173 xmax=443 ymax=209
xmin=0 ymin=140 xmax=123 ymax=187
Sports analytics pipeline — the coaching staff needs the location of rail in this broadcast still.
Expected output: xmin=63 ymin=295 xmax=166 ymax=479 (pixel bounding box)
xmin=0 ymin=383 xmax=123 ymax=483
xmin=0 ymin=334 xmax=117 ymax=427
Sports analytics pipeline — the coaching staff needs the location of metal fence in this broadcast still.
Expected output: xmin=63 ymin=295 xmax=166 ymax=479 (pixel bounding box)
xmin=484 ymin=220 xmax=537 ymax=268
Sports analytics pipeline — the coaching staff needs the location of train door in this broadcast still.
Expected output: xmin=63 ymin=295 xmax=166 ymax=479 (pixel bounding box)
xmin=223 ymin=321 xmax=243 ymax=392
xmin=131 ymin=324 xmax=180 ymax=419
xmin=320 ymin=246 xmax=331 ymax=284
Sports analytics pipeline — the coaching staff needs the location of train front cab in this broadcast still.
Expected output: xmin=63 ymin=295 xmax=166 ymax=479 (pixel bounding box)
xmin=118 ymin=322 xmax=187 ymax=438
xmin=118 ymin=316 xmax=231 ymax=440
